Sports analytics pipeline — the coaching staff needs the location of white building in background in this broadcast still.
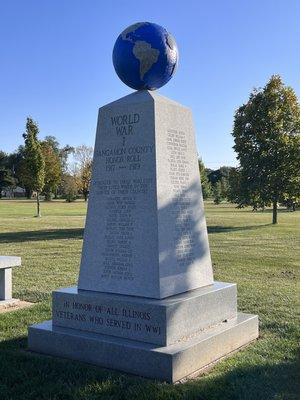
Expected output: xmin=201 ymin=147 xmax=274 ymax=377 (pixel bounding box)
xmin=1 ymin=186 xmax=26 ymax=198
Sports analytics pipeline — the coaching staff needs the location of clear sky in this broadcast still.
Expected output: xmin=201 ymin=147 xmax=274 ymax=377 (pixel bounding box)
xmin=0 ymin=0 xmax=299 ymax=169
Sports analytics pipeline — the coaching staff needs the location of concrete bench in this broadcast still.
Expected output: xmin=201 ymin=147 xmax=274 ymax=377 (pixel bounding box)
xmin=0 ymin=256 xmax=21 ymax=302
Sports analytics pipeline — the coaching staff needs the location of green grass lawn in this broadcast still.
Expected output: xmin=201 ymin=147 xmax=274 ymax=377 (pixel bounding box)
xmin=0 ymin=199 xmax=299 ymax=400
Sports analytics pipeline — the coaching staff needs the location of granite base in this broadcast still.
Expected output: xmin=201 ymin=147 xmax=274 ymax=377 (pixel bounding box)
xmin=28 ymin=312 xmax=258 ymax=382
xmin=52 ymin=282 xmax=237 ymax=346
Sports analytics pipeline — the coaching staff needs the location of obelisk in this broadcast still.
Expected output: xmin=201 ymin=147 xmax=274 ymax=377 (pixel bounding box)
xmin=28 ymin=22 xmax=258 ymax=382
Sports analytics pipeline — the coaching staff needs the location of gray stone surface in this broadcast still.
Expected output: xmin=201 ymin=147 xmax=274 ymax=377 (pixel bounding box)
xmin=0 ymin=268 xmax=12 ymax=300
xmin=52 ymin=282 xmax=237 ymax=346
xmin=78 ymin=91 xmax=213 ymax=299
xmin=0 ymin=256 xmax=21 ymax=300
xmin=0 ymin=256 xmax=21 ymax=269
xmin=28 ymin=312 xmax=258 ymax=382
xmin=27 ymin=92 xmax=260 ymax=381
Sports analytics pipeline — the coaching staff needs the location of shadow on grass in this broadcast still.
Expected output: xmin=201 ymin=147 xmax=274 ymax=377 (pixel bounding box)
xmin=207 ymin=224 xmax=271 ymax=234
xmin=0 ymin=336 xmax=298 ymax=400
xmin=0 ymin=225 xmax=273 ymax=242
xmin=183 ymin=357 xmax=300 ymax=400
xmin=0 ymin=228 xmax=84 ymax=243
xmin=252 ymin=208 xmax=298 ymax=214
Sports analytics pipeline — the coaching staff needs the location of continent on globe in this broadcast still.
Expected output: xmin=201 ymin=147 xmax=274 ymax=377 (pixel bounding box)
xmin=132 ymin=41 xmax=159 ymax=80
xmin=113 ymin=22 xmax=178 ymax=90
xmin=121 ymin=22 xmax=145 ymax=42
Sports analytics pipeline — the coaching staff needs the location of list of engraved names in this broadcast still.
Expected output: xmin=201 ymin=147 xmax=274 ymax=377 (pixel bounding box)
xmin=166 ymin=129 xmax=195 ymax=267
xmin=93 ymin=112 xmax=154 ymax=282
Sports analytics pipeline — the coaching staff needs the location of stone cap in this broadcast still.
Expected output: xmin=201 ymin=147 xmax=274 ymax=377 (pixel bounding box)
xmin=59 ymin=282 xmax=235 ymax=306
xmin=100 ymin=90 xmax=190 ymax=111
xmin=0 ymin=256 xmax=21 ymax=269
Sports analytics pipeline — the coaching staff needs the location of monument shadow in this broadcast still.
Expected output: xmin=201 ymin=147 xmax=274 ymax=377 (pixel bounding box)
xmin=157 ymin=179 xmax=209 ymax=290
xmin=207 ymin=224 xmax=271 ymax=234
xmin=0 ymin=335 xmax=297 ymax=399
xmin=0 ymin=228 xmax=84 ymax=243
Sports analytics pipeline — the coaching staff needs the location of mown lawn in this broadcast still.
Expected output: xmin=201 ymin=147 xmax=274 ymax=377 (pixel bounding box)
xmin=0 ymin=199 xmax=299 ymax=400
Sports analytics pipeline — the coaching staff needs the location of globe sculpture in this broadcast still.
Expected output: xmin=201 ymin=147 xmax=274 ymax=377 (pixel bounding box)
xmin=112 ymin=22 xmax=178 ymax=90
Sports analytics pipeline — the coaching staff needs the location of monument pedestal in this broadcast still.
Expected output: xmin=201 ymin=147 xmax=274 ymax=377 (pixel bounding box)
xmin=29 ymin=282 xmax=258 ymax=382
xmin=28 ymin=91 xmax=258 ymax=381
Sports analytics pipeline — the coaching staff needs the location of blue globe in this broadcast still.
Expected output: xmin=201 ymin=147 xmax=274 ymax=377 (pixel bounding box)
xmin=112 ymin=22 xmax=178 ymax=90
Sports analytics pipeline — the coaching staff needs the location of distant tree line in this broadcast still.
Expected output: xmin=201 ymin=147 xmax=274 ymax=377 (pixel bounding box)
xmin=1 ymin=76 xmax=299 ymax=224
xmin=0 ymin=117 xmax=93 ymax=216
xmin=198 ymin=160 xmax=232 ymax=205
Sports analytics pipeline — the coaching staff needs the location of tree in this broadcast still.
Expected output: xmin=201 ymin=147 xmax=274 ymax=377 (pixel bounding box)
xmin=227 ymin=168 xmax=266 ymax=210
xmin=212 ymin=179 xmax=227 ymax=204
xmin=227 ymin=168 xmax=244 ymax=207
xmin=232 ymin=75 xmax=300 ymax=224
xmin=43 ymin=135 xmax=60 ymax=154
xmin=22 ymin=117 xmax=45 ymax=216
xmin=59 ymin=145 xmax=74 ymax=173
xmin=0 ymin=152 xmax=16 ymax=197
xmin=41 ymin=142 xmax=62 ymax=200
xmin=62 ymin=174 xmax=78 ymax=202
xmin=42 ymin=136 xmax=74 ymax=198
xmin=74 ymin=145 xmax=93 ymax=201
xmin=207 ymin=166 xmax=232 ymax=186
xmin=207 ymin=166 xmax=231 ymax=202
xmin=198 ymin=159 xmax=211 ymax=199
xmin=16 ymin=145 xmax=36 ymax=199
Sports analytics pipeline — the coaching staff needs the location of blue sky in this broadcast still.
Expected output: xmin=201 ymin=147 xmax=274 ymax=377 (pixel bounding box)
xmin=0 ymin=0 xmax=299 ymax=169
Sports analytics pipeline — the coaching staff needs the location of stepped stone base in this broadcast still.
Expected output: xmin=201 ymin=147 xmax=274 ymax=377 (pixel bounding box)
xmin=28 ymin=282 xmax=259 ymax=381
xmin=52 ymin=282 xmax=237 ymax=346
xmin=28 ymin=313 xmax=258 ymax=382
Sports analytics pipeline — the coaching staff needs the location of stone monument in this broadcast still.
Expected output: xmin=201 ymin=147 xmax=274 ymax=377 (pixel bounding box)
xmin=0 ymin=256 xmax=21 ymax=308
xmin=28 ymin=22 xmax=258 ymax=382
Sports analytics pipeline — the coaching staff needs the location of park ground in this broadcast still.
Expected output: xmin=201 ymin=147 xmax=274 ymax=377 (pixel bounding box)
xmin=0 ymin=199 xmax=299 ymax=400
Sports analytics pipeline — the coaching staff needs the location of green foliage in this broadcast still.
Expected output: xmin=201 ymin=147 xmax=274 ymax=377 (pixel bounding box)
xmin=198 ymin=159 xmax=211 ymax=199
xmin=74 ymin=145 xmax=93 ymax=201
xmin=4 ymin=146 xmax=30 ymax=196
xmin=42 ymin=135 xmax=60 ymax=154
xmin=207 ymin=166 xmax=232 ymax=204
xmin=0 ymin=168 xmax=15 ymax=188
xmin=62 ymin=174 xmax=78 ymax=202
xmin=212 ymin=179 xmax=227 ymax=204
xmin=232 ymin=75 xmax=300 ymax=223
xmin=22 ymin=117 xmax=45 ymax=215
xmin=43 ymin=136 xmax=74 ymax=173
xmin=1 ymin=133 xmax=73 ymax=201
xmin=41 ymin=142 xmax=62 ymax=201
xmin=22 ymin=118 xmax=45 ymax=193
xmin=207 ymin=166 xmax=232 ymax=186
xmin=0 ymin=168 xmax=16 ymax=196
xmin=0 ymin=150 xmax=7 ymax=166
xmin=42 ymin=136 xmax=74 ymax=198
xmin=0 ymin=152 xmax=16 ymax=196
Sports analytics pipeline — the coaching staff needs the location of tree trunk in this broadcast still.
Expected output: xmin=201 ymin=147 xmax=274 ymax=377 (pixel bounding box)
xmin=84 ymin=191 xmax=88 ymax=202
xmin=272 ymin=200 xmax=278 ymax=224
xmin=36 ymin=191 xmax=41 ymax=217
